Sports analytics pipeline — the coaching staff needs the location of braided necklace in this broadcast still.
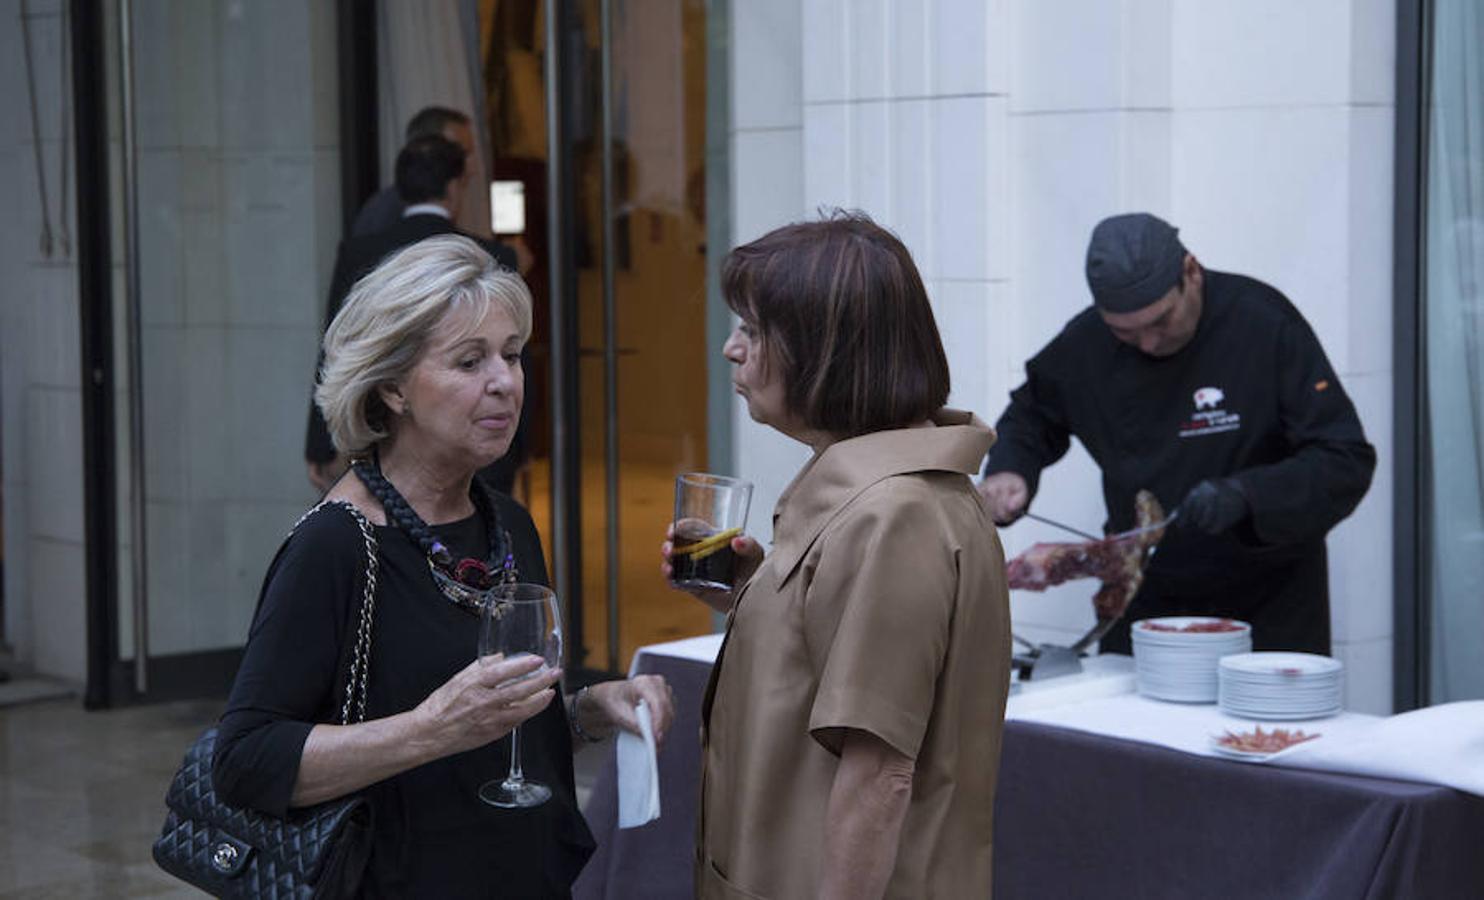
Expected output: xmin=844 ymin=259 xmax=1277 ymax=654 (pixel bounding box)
xmin=351 ymin=456 xmax=518 ymax=614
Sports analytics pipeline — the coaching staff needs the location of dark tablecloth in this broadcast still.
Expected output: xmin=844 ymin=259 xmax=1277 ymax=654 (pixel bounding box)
xmin=995 ymin=721 xmax=1484 ymax=899
xmin=576 ymin=652 xmax=1484 ymax=900
xmin=574 ymin=655 xmax=709 ymax=900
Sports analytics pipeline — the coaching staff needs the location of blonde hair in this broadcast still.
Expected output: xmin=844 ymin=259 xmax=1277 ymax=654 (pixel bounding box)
xmin=315 ymin=234 xmax=533 ymax=455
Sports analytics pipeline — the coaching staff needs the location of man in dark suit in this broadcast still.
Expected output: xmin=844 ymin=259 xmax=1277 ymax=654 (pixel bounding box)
xmin=305 ymin=134 xmax=524 ymax=492
xmin=351 ymin=106 xmax=476 ymax=238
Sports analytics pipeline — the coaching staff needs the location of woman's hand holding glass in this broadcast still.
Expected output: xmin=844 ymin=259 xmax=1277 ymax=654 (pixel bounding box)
xmin=410 ymin=654 xmax=561 ymax=759
xmin=660 ymin=521 xmax=764 ymax=614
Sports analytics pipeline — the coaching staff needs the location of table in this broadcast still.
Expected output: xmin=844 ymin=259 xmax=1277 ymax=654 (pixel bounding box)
xmin=574 ymin=639 xmax=715 ymax=900
xmin=574 ymin=639 xmax=1484 ymax=899
xmin=993 ymin=720 xmax=1484 ymax=899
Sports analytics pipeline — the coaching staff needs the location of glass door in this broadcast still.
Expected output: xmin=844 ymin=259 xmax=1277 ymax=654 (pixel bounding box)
xmin=104 ymin=0 xmax=342 ymax=698
xmin=481 ymin=0 xmax=715 ymax=673
xmin=1422 ymin=0 xmax=1484 ymax=702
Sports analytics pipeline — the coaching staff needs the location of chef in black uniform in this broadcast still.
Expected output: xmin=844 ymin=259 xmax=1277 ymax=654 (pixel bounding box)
xmin=979 ymin=213 xmax=1375 ymax=655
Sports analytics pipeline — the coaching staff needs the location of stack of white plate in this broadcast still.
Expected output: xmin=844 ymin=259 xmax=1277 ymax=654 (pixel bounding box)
xmin=1131 ymin=617 xmax=1253 ymax=703
xmin=1218 ymin=652 xmax=1344 ymax=720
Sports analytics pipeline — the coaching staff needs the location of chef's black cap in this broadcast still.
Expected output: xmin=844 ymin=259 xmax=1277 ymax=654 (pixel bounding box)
xmin=1084 ymin=213 xmax=1187 ymax=313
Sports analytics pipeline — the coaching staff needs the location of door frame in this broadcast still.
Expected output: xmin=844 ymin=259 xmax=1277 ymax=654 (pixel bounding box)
xmin=1391 ymin=0 xmax=1428 ymax=712
xmin=74 ymin=0 xmax=118 ymax=709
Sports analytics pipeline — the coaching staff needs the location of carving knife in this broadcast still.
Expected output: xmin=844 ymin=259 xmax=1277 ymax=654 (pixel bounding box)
xmin=1021 ymin=512 xmax=1102 ymax=542
xmin=1105 ymin=509 xmax=1181 ymax=542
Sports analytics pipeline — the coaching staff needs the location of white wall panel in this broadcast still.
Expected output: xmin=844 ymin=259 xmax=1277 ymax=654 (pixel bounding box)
xmin=1010 ymin=111 xmax=1121 ymax=343
xmin=136 ymin=149 xmax=186 ymax=327
xmin=734 ymin=0 xmax=803 ymax=129
xmin=1327 ymin=371 xmax=1393 ymax=645
xmin=802 ymin=103 xmax=851 ymax=211
xmin=184 ymin=326 xmax=236 ymax=503
xmin=887 ymin=0 xmax=931 ymax=99
xmin=0 ymin=1 xmax=27 ymax=142
xmin=930 ymin=0 xmax=1006 ymax=96
xmin=1117 ymin=110 xmax=1174 ymax=214
xmin=8 ymin=7 xmax=66 ymax=142
xmin=138 ymin=325 xmax=188 ymax=502
xmin=177 ymin=498 xmax=232 ymax=651
xmin=27 ymin=267 xmax=80 ymax=390
xmin=24 ymin=389 xmax=84 ymax=544
xmin=182 ymin=215 xmax=230 ymax=326
xmin=223 ymin=154 xmax=321 ymax=329
xmin=802 ymin=0 xmax=850 ymax=104
xmin=143 ymin=501 xmax=193 ymax=656
xmin=848 ymin=0 xmax=889 ymax=101
xmin=887 ymin=100 xmax=932 ymax=270
xmin=1346 ymin=106 xmax=1395 ymax=377
xmin=0 ymin=148 xmax=24 ymax=277
xmin=1349 ymin=0 xmax=1395 ymax=105
xmin=1121 ymin=0 xmax=1174 ymax=108
xmin=4 ymin=482 xmax=31 ymax=659
xmin=1334 ymin=637 xmax=1393 ymax=715
xmin=933 ymin=280 xmax=992 ymax=414
xmin=132 ymin=0 xmax=183 ymax=149
xmin=1171 ymin=0 xmax=1351 ymax=108
xmin=227 ymin=327 xmax=320 ymax=501
xmin=733 ymin=128 xmax=805 ymax=243
xmin=931 ymin=96 xmax=1008 ymax=282
xmin=27 ymin=537 xmax=86 ymax=682
xmin=848 ymin=101 xmax=892 ymax=219
xmin=1171 ymin=107 xmax=1351 ymax=373
xmin=14 ymin=139 xmax=72 ymax=270
xmin=218 ymin=0 xmax=315 ymax=151
xmin=1009 ymin=0 xmax=1122 ymax=113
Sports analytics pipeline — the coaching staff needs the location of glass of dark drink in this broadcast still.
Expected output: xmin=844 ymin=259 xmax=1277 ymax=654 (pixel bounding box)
xmin=670 ymin=473 xmax=753 ymax=591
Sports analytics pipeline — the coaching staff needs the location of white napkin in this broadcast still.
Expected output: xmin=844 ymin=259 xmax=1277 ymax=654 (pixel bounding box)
xmin=1277 ymin=700 xmax=1484 ymax=797
xmin=616 ymin=699 xmax=661 ymax=828
xmin=1008 ymin=692 xmax=1379 ymax=758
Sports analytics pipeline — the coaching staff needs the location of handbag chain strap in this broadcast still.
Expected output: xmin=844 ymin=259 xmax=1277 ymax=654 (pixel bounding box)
xmin=289 ymin=499 xmax=380 ymax=726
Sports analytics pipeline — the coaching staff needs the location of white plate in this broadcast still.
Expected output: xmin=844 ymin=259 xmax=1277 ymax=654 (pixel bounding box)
xmin=1133 ymin=617 xmax=1253 ymax=642
xmin=1219 ymin=652 xmax=1343 ymax=676
xmin=1208 ymin=731 xmax=1321 ymax=762
xmin=1220 ymin=705 xmax=1342 ymax=721
xmin=1209 ymin=742 xmax=1281 ymax=762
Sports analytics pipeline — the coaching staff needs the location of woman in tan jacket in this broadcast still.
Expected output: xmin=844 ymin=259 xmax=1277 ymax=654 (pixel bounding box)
xmin=664 ymin=212 xmax=1013 ymax=899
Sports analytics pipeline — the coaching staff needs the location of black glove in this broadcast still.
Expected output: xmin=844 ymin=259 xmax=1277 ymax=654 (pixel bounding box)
xmin=1179 ymin=478 xmax=1249 ymax=535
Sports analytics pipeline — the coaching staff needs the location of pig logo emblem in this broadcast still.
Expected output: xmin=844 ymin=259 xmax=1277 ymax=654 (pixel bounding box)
xmin=1193 ymin=387 xmax=1225 ymax=411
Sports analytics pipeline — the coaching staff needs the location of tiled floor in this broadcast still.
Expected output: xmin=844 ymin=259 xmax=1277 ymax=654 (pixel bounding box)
xmin=0 ymin=697 xmax=609 ymax=898
xmin=0 ymin=697 xmax=216 ymax=898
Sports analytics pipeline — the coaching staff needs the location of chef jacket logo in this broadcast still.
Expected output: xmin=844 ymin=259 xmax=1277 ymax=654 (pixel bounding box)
xmin=1180 ymin=386 xmax=1241 ymax=439
xmin=1193 ymin=387 xmax=1225 ymax=410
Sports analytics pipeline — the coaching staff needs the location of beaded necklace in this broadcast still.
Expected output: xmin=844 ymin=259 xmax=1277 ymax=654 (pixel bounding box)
xmin=351 ymin=456 xmax=518 ymax=614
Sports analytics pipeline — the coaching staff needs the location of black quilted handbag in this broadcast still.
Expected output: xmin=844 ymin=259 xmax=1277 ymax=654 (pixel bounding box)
xmin=153 ymin=501 xmax=380 ymax=899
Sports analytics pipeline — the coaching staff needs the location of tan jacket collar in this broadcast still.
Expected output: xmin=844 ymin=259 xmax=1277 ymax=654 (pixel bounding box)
xmin=767 ymin=409 xmax=995 ymax=581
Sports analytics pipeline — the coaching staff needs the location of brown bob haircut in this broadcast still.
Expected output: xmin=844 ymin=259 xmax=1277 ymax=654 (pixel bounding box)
xmin=722 ymin=211 xmax=950 ymax=438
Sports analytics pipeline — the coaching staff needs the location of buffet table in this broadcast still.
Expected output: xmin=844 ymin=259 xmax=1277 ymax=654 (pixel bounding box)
xmin=573 ymin=636 xmax=1484 ymax=899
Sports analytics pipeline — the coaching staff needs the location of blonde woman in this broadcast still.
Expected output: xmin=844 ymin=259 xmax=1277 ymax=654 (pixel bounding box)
xmin=216 ymin=235 xmax=672 ymax=897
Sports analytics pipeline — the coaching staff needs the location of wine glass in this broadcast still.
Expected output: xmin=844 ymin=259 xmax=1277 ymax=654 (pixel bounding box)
xmin=478 ymin=582 xmax=563 ymax=808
